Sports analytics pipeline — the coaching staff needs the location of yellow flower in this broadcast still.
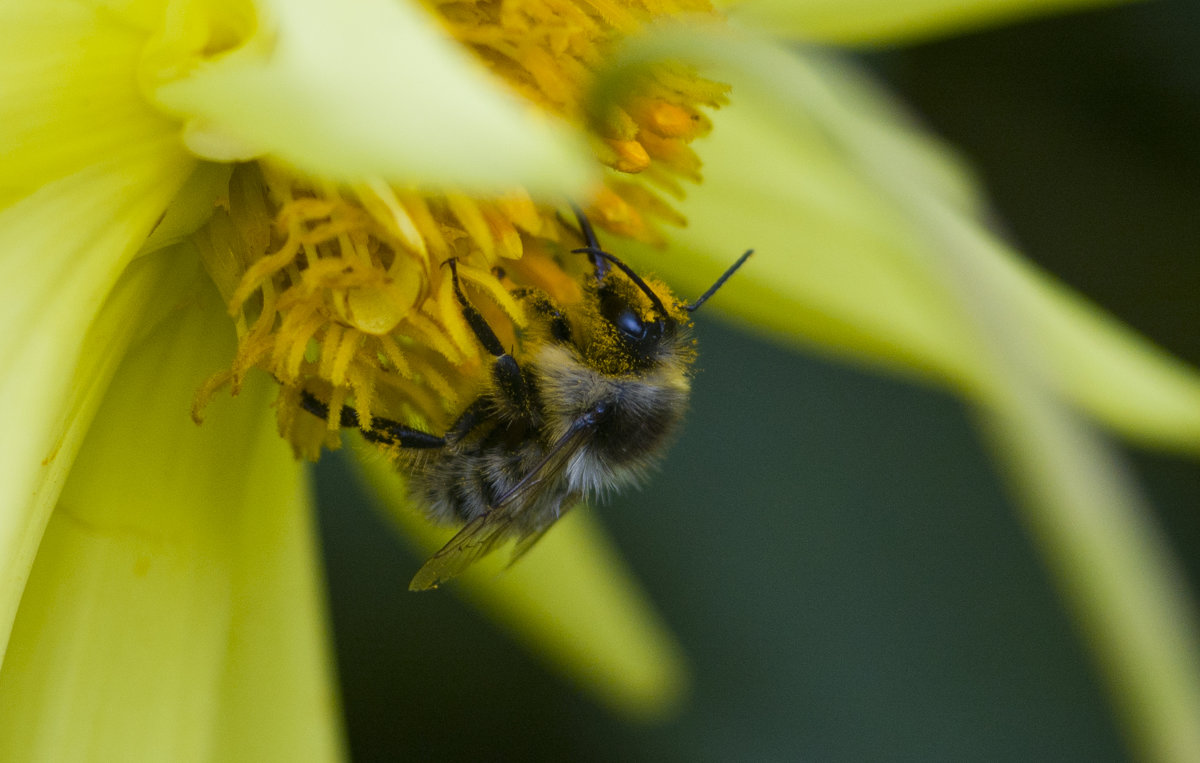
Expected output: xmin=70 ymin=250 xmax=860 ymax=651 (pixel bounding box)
xmin=3 ymin=0 xmax=1199 ymax=760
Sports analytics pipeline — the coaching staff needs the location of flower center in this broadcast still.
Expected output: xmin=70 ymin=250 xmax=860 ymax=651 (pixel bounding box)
xmin=427 ymin=0 xmax=727 ymax=238
xmin=193 ymin=0 xmax=727 ymax=456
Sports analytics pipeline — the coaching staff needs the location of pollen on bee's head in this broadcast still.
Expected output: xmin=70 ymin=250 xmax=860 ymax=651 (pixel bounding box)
xmin=644 ymin=276 xmax=691 ymax=325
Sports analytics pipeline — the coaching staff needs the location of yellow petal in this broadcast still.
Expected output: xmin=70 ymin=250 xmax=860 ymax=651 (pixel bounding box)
xmin=0 ymin=275 xmax=344 ymax=761
xmin=598 ymin=26 xmax=1200 ymax=759
xmin=151 ymin=0 xmax=594 ymax=195
xmin=720 ymin=0 xmax=1132 ymax=44
xmin=140 ymin=161 xmax=233 ymax=256
xmin=351 ymin=450 xmax=687 ymax=718
xmin=76 ymin=0 xmax=169 ymax=31
xmin=599 ymin=29 xmax=1200 ymax=449
xmin=0 ymin=146 xmax=196 ymax=656
xmin=932 ymin=211 xmax=1200 ymax=763
xmin=0 ymin=0 xmax=181 ymax=204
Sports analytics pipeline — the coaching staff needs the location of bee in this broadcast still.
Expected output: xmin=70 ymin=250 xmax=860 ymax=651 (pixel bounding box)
xmin=302 ymin=209 xmax=752 ymax=589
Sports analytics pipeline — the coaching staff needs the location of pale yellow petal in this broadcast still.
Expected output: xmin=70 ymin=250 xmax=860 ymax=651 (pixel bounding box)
xmin=139 ymin=161 xmax=233 ymax=256
xmin=352 ymin=450 xmax=686 ymax=718
xmin=151 ymin=0 xmax=594 ymax=195
xmin=597 ymin=26 xmax=1200 ymax=759
xmin=0 ymin=1 xmax=181 ymax=204
xmin=720 ymin=0 xmax=1133 ymax=44
xmin=210 ymin=460 xmax=346 ymax=762
xmin=599 ymin=29 xmax=1200 ymax=449
xmin=0 ymin=274 xmax=343 ymax=761
xmin=76 ymin=0 xmax=169 ymax=31
xmin=0 ymin=144 xmax=196 ymax=657
xmin=912 ymin=203 xmax=1200 ymax=763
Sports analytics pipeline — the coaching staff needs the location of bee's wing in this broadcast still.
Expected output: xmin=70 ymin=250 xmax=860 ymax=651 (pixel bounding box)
xmin=408 ymin=418 xmax=595 ymax=591
xmin=489 ymin=417 xmax=592 ymax=514
xmin=407 ymin=511 xmax=518 ymax=591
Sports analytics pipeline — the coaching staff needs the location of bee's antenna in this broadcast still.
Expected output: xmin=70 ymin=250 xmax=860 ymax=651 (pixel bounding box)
xmin=568 ymin=204 xmax=610 ymax=280
xmin=571 ymin=246 xmax=669 ymax=317
xmin=685 ymin=249 xmax=754 ymax=313
xmin=570 ymin=203 xmax=601 ymax=249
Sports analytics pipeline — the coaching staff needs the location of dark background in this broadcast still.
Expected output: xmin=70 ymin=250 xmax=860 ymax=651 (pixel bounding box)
xmin=315 ymin=2 xmax=1200 ymax=759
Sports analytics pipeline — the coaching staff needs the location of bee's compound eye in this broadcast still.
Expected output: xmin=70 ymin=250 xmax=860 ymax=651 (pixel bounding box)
xmin=598 ymin=284 xmax=666 ymax=361
xmin=614 ymin=308 xmax=646 ymax=340
xmin=600 ymin=286 xmax=646 ymax=340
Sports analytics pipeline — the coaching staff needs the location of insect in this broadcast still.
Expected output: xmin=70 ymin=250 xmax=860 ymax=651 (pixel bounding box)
xmin=302 ymin=209 xmax=752 ymax=589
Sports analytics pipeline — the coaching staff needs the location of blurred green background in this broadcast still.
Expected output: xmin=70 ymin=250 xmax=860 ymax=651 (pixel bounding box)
xmin=314 ymin=2 xmax=1200 ymax=759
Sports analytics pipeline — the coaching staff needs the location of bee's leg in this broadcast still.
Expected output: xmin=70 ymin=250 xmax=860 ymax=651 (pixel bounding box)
xmin=446 ymin=259 xmax=530 ymax=414
xmin=511 ymin=287 xmax=570 ymax=343
xmin=445 ymin=396 xmax=490 ymax=443
xmin=299 ymin=390 xmax=445 ymax=449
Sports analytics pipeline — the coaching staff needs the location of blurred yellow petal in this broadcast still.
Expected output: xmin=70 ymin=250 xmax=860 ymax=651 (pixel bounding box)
xmin=835 ymin=87 xmax=1200 ymax=763
xmin=352 ymin=451 xmax=686 ymax=718
xmin=151 ymin=0 xmax=594 ymax=195
xmin=720 ymin=0 xmax=1133 ymax=44
xmin=601 ymin=29 xmax=1200 ymax=450
xmin=0 ymin=269 xmax=343 ymax=760
xmin=140 ymin=162 xmax=234 ymax=255
xmin=597 ymin=23 xmax=1200 ymax=759
xmin=918 ymin=205 xmax=1200 ymax=763
xmin=0 ymin=147 xmax=196 ymax=654
xmin=0 ymin=0 xmax=181 ymax=204
xmin=76 ymin=0 xmax=169 ymax=30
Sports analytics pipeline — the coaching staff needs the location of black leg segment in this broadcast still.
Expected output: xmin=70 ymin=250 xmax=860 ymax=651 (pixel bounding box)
xmin=446 ymin=259 xmax=507 ymax=358
xmin=446 ymin=397 xmax=492 ymax=442
xmin=491 ymin=354 xmax=528 ymax=413
xmin=445 ymin=258 xmax=532 ymax=415
xmin=300 ymin=390 xmax=446 ymax=449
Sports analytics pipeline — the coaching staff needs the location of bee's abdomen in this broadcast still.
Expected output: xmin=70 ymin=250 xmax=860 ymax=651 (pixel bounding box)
xmin=406 ymin=451 xmax=488 ymax=525
xmin=406 ymin=425 xmax=568 ymax=530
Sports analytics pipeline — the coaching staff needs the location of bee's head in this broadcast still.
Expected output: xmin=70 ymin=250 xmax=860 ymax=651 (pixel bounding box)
xmin=572 ymin=257 xmax=687 ymax=375
xmin=569 ymin=206 xmax=752 ymax=376
xmin=597 ymin=277 xmax=669 ymax=356
xmin=572 ymin=245 xmax=753 ymax=375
